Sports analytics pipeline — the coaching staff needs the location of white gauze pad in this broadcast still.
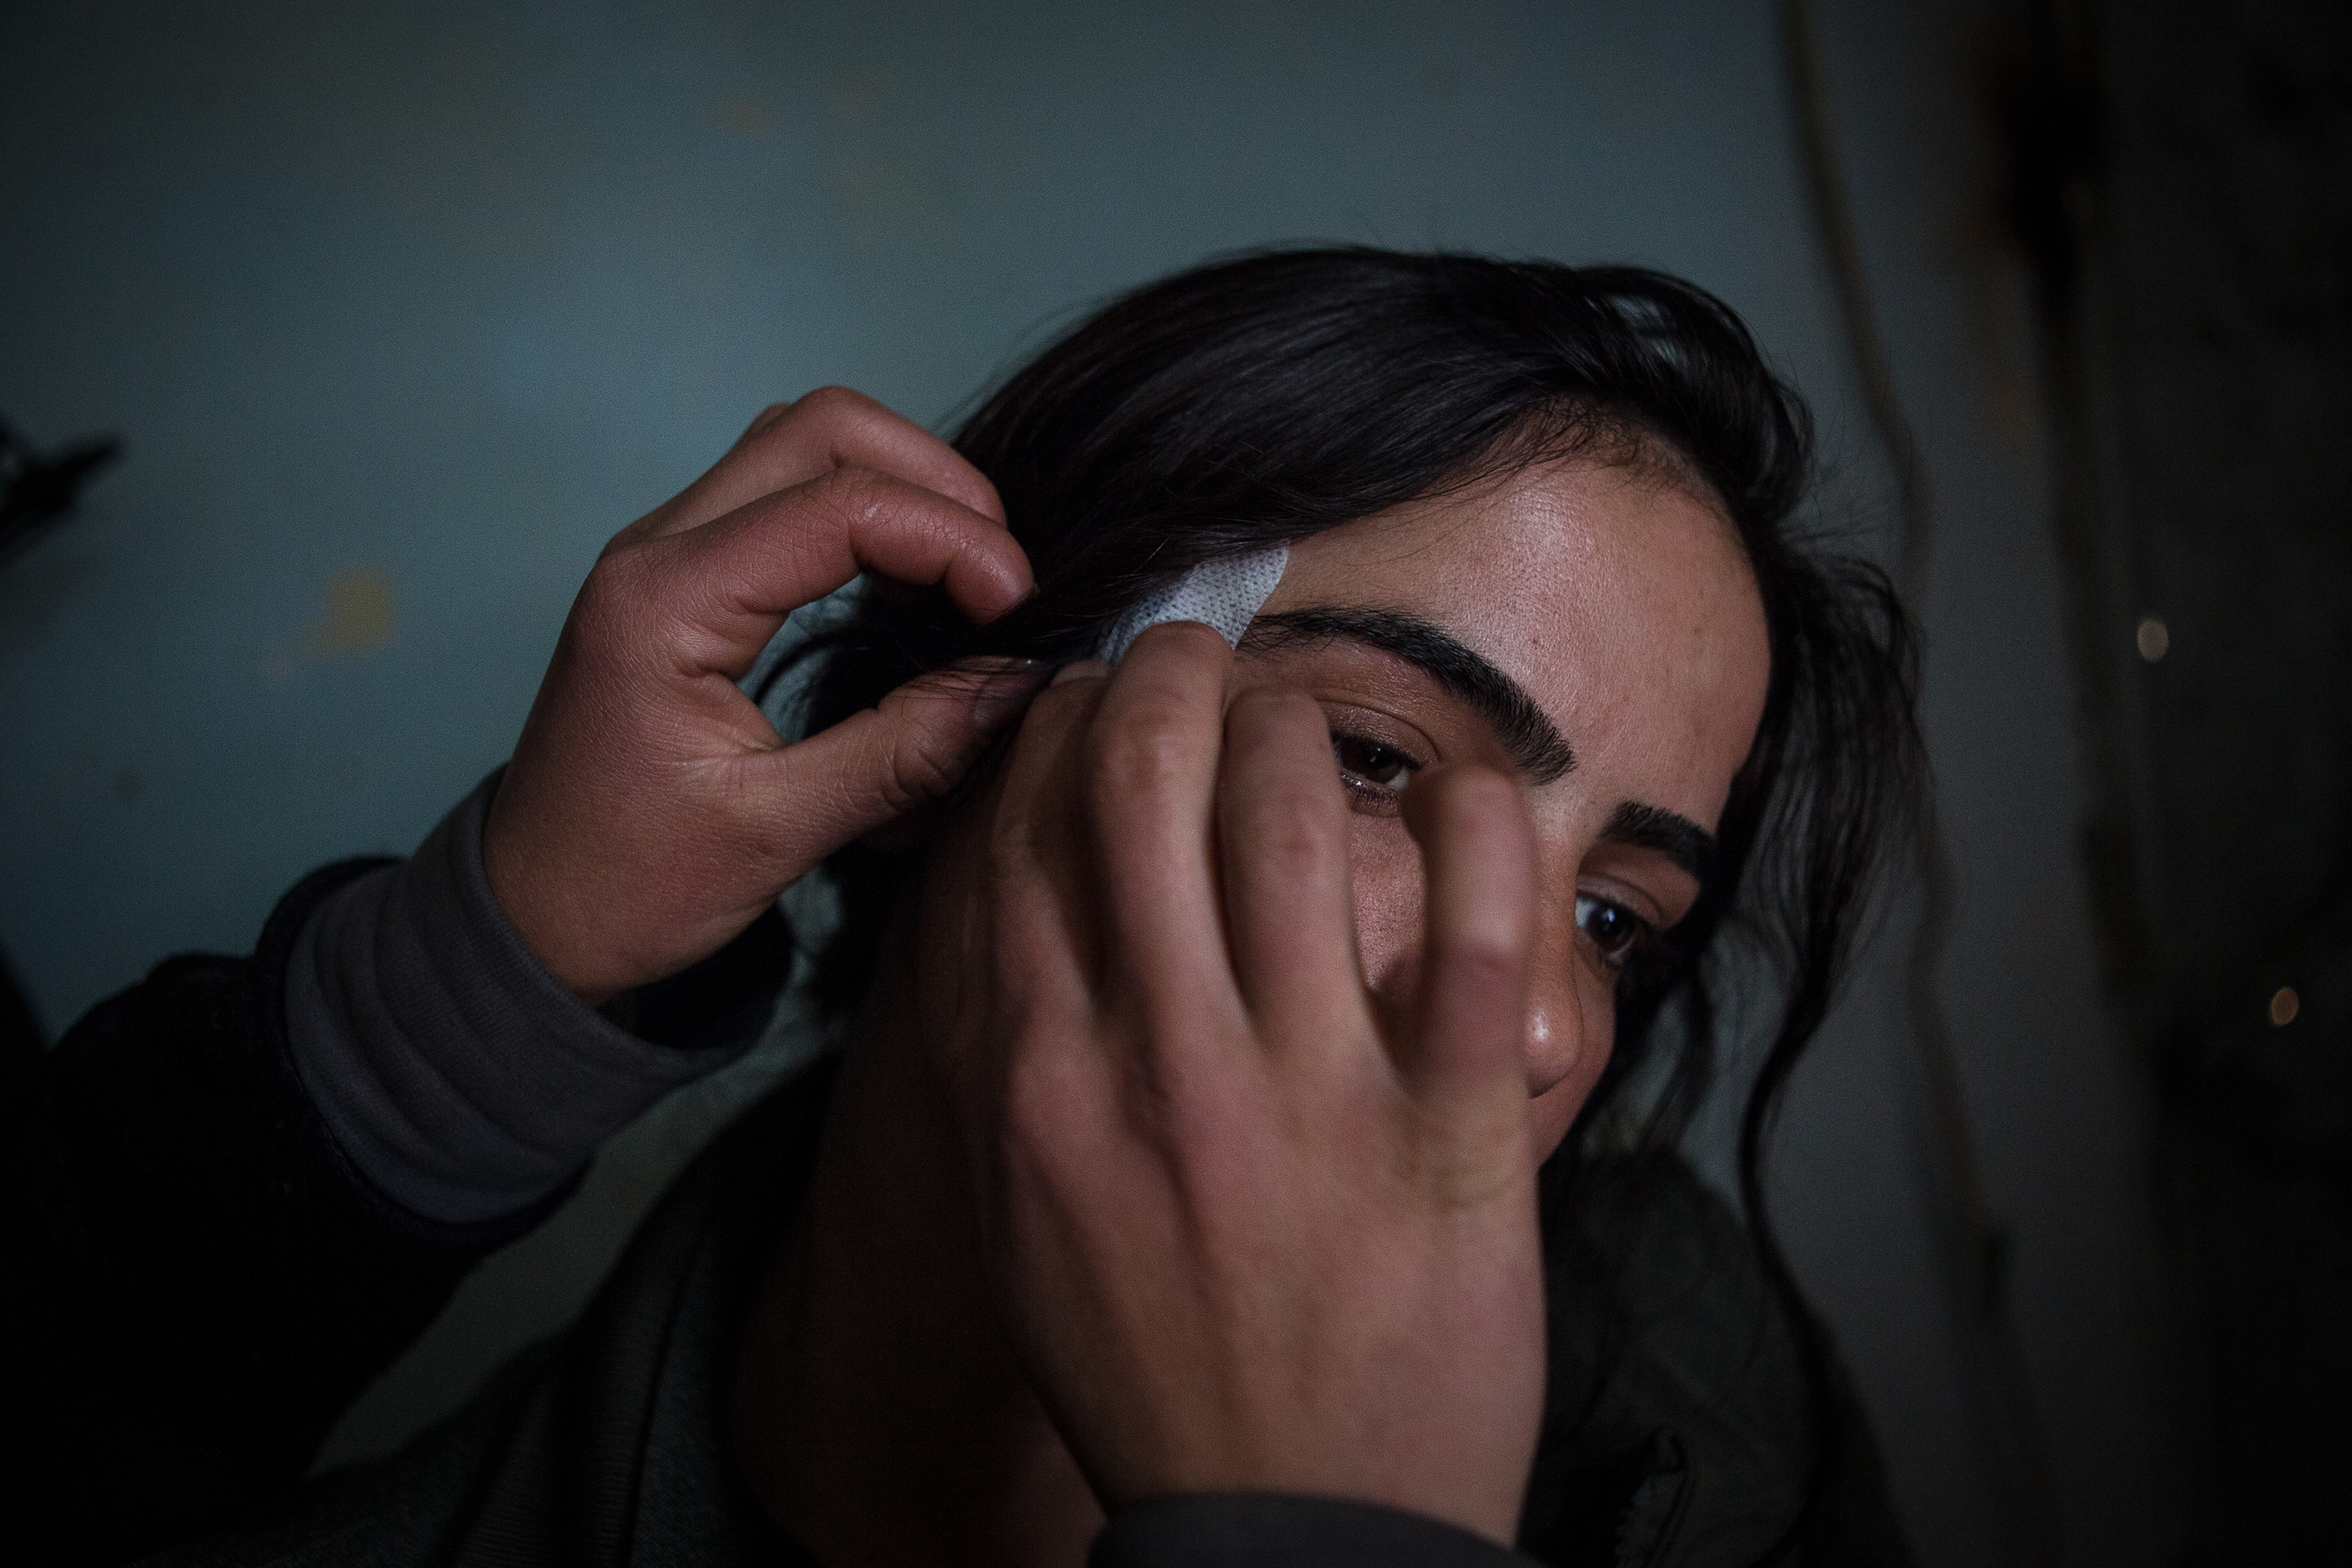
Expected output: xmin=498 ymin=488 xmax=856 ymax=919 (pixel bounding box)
xmin=1094 ymin=545 xmax=1289 ymax=662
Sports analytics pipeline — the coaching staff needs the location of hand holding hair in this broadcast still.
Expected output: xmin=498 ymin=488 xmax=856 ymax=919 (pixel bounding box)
xmin=484 ymin=388 xmax=1046 ymax=1004
xmin=924 ymin=620 xmax=1549 ymax=1546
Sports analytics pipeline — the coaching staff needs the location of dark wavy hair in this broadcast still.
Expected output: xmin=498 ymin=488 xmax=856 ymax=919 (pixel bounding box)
xmin=768 ymin=246 xmax=1919 ymax=1562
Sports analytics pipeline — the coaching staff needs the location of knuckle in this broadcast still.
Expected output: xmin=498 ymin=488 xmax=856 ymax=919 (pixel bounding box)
xmin=806 ymin=463 xmax=894 ymax=522
xmin=876 ymin=717 xmax=966 ymax=813
xmin=1431 ymin=935 xmax=1525 ymax=995
xmin=792 ymin=383 xmax=866 ymax=420
xmin=998 ymin=1036 xmax=1103 ymax=1167
xmin=732 ymin=401 xmax=803 ymax=457
xmin=602 ymin=507 xmax=667 ymax=551
xmin=573 ymin=550 xmax=649 ymax=626
xmin=1090 ymin=702 xmax=1200 ymax=800
xmin=1243 ymin=789 xmax=1343 ymax=869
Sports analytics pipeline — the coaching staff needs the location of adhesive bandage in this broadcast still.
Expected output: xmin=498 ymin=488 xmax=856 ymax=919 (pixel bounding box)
xmin=1094 ymin=545 xmax=1289 ymax=662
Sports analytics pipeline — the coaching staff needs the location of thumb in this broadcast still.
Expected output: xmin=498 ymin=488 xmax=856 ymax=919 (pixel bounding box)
xmin=752 ymin=657 xmax=1053 ymax=869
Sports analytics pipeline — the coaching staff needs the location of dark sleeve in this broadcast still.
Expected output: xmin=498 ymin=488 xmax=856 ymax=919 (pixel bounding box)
xmin=1091 ymin=1496 xmax=1537 ymax=1568
xmin=284 ymin=773 xmax=765 ymax=1226
xmin=0 ymin=858 xmax=796 ymax=1568
xmin=0 ymin=861 xmax=569 ymax=1568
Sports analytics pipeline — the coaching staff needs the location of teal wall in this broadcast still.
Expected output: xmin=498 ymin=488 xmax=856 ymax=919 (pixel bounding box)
xmin=1 ymin=0 xmax=1841 ymax=1029
xmin=0 ymin=4 xmax=2183 ymax=1564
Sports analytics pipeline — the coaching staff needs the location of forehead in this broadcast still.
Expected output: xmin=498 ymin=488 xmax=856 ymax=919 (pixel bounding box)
xmin=1257 ymin=457 xmax=1772 ymax=830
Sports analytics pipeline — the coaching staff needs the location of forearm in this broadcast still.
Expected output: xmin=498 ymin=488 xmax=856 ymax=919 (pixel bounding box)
xmin=289 ymin=772 xmax=769 ymax=1224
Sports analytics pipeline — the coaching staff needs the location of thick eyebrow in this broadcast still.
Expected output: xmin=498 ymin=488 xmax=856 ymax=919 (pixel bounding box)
xmin=1245 ymin=607 xmax=1578 ymax=785
xmin=1601 ymin=800 xmax=1717 ymax=885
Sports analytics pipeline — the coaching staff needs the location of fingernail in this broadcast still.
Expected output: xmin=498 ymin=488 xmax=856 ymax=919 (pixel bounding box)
xmin=971 ymin=659 xmax=1055 ymax=730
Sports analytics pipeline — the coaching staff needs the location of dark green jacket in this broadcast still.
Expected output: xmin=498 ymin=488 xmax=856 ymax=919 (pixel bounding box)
xmin=143 ymin=1072 xmax=1911 ymax=1568
xmin=6 ymin=866 xmax=1913 ymax=1568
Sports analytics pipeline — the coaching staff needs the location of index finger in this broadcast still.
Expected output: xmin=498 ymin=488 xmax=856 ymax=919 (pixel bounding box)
xmin=1083 ymin=622 xmax=1245 ymax=1042
xmin=631 ymin=386 xmax=1006 ymax=544
xmin=627 ymin=466 xmax=1034 ymax=678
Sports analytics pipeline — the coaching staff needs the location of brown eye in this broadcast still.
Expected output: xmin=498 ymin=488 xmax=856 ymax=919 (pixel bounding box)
xmin=1575 ymin=894 xmax=1652 ymax=969
xmin=1331 ymin=732 xmax=1419 ymax=794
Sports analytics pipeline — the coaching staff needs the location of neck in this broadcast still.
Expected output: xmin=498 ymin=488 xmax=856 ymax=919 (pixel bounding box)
xmin=730 ymin=928 xmax=1103 ymax=1568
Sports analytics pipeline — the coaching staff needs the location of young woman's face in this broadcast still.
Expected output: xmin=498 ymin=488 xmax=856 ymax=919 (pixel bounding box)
xmin=1231 ymin=455 xmax=1772 ymax=1159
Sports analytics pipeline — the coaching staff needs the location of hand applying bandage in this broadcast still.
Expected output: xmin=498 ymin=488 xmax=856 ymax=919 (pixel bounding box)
xmin=913 ymin=568 xmax=1548 ymax=1548
xmin=1094 ymin=545 xmax=1291 ymax=660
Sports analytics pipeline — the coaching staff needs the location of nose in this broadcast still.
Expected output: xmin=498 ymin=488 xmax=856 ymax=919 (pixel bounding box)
xmin=1520 ymin=883 xmax=1590 ymax=1101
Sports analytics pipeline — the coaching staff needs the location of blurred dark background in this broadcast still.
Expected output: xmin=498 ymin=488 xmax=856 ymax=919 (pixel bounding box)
xmin=1 ymin=2 xmax=2344 ymax=1563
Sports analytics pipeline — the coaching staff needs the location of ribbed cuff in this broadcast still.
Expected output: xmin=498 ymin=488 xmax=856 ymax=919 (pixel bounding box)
xmin=286 ymin=773 xmax=759 ymax=1224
